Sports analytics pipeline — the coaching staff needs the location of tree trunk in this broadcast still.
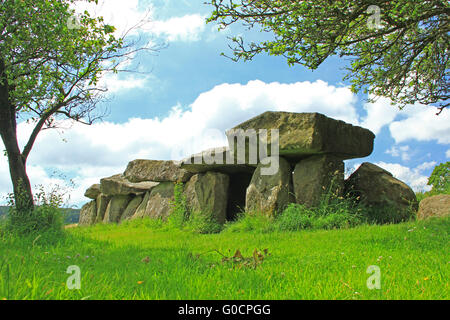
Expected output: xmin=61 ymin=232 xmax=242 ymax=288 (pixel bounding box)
xmin=0 ymin=58 xmax=34 ymax=213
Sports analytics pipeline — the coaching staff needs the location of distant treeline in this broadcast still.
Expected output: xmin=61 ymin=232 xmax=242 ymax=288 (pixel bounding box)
xmin=0 ymin=206 xmax=80 ymax=224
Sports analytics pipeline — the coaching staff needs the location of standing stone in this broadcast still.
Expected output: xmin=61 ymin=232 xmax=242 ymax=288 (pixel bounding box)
xmin=245 ymin=156 xmax=294 ymax=216
xmin=78 ymin=200 xmax=97 ymax=226
xmin=95 ymin=194 xmax=111 ymax=223
xmin=417 ymin=194 xmax=450 ymax=220
xmin=84 ymin=184 xmax=101 ymax=199
xmin=132 ymin=191 xmax=152 ymax=219
xmin=184 ymin=172 xmax=230 ymax=225
xmin=103 ymin=195 xmax=132 ymax=223
xmin=145 ymin=182 xmax=175 ymax=220
xmin=293 ymin=154 xmax=344 ymax=207
xmin=123 ymin=160 xmax=193 ymax=182
xmin=345 ymin=162 xmax=418 ymax=222
xmin=120 ymin=195 xmax=144 ymax=222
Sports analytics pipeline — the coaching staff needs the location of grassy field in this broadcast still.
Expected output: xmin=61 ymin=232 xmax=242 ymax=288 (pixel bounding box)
xmin=0 ymin=216 xmax=448 ymax=300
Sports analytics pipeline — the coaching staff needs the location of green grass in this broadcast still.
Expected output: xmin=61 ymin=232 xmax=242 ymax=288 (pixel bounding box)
xmin=0 ymin=216 xmax=448 ymax=300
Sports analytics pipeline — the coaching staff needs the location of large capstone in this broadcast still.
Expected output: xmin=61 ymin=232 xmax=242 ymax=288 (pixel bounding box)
xmin=227 ymin=111 xmax=375 ymax=163
xmin=184 ymin=172 xmax=230 ymax=225
xmin=245 ymin=156 xmax=294 ymax=216
xmin=293 ymin=154 xmax=344 ymax=207
xmin=345 ymin=162 xmax=418 ymax=223
xmin=84 ymin=184 xmax=101 ymax=199
xmin=123 ymin=159 xmax=192 ymax=183
xmin=100 ymin=174 xmax=159 ymax=196
xmin=78 ymin=200 xmax=97 ymax=226
xmin=103 ymin=195 xmax=132 ymax=223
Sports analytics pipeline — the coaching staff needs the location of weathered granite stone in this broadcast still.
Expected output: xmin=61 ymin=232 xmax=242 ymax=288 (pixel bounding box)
xmin=78 ymin=200 xmax=97 ymax=226
xmin=103 ymin=195 xmax=132 ymax=223
xmin=417 ymin=194 xmax=450 ymax=220
xmin=120 ymin=195 xmax=144 ymax=222
xmin=245 ymin=156 xmax=294 ymax=216
xmin=124 ymin=160 xmax=192 ymax=183
xmin=100 ymin=174 xmax=159 ymax=196
xmin=144 ymin=182 xmax=175 ymax=220
xmin=95 ymin=194 xmax=111 ymax=223
xmin=84 ymin=184 xmax=101 ymax=199
xmin=184 ymin=172 xmax=230 ymax=225
xmin=227 ymin=111 xmax=375 ymax=163
xmin=132 ymin=191 xmax=151 ymax=219
xmin=345 ymin=162 xmax=418 ymax=222
xmin=293 ymin=154 xmax=344 ymax=207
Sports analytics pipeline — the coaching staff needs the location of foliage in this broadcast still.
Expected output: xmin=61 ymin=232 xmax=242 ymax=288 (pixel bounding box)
xmin=187 ymin=211 xmax=223 ymax=234
xmin=0 ymin=216 xmax=448 ymax=299
xmin=4 ymin=184 xmax=66 ymax=236
xmin=207 ymin=0 xmax=449 ymax=112
xmin=0 ymin=0 xmax=157 ymax=212
xmin=427 ymin=161 xmax=450 ymax=194
xmin=167 ymin=182 xmax=189 ymax=229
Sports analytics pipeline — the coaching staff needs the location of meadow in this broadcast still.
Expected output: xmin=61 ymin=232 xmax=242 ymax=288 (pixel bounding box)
xmin=0 ymin=215 xmax=448 ymax=300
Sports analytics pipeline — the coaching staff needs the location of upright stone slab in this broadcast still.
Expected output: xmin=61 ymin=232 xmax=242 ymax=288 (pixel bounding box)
xmin=120 ymin=195 xmax=144 ymax=222
xmin=78 ymin=200 xmax=97 ymax=226
xmin=132 ymin=191 xmax=151 ymax=219
xmin=345 ymin=162 xmax=418 ymax=222
xmin=144 ymin=182 xmax=175 ymax=220
xmin=293 ymin=154 xmax=344 ymax=207
xmin=227 ymin=111 xmax=375 ymax=163
xmin=95 ymin=194 xmax=111 ymax=223
xmin=124 ymin=160 xmax=192 ymax=182
xmin=184 ymin=172 xmax=230 ymax=225
xmin=245 ymin=156 xmax=294 ymax=216
xmin=100 ymin=174 xmax=159 ymax=196
xmin=103 ymin=195 xmax=132 ymax=223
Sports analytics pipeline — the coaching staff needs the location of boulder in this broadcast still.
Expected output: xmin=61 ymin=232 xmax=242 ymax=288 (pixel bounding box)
xmin=143 ymin=182 xmax=175 ymax=220
xmin=84 ymin=184 xmax=101 ymax=199
xmin=227 ymin=111 xmax=375 ymax=163
xmin=124 ymin=159 xmax=192 ymax=183
xmin=245 ymin=156 xmax=294 ymax=216
xmin=120 ymin=195 xmax=143 ymax=222
xmin=95 ymin=194 xmax=111 ymax=223
xmin=417 ymin=194 xmax=450 ymax=220
xmin=293 ymin=154 xmax=344 ymax=207
xmin=184 ymin=172 xmax=230 ymax=225
xmin=100 ymin=174 xmax=159 ymax=196
xmin=132 ymin=191 xmax=151 ymax=219
xmin=181 ymin=146 xmax=255 ymax=174
xmin=78 ymin=200 xmax=97 ymax=226
xmin=345 ymin=162 xmax=418 ymax=222
xmin=103 ymin=195 xmax=132 ymax=223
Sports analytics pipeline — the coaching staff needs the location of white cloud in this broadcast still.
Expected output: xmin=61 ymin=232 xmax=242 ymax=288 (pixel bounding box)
xmin=375 ymin=162 xmax=432 ymax=192
xmin=150 ymin=14 xmax=207 ymax=42
xmin=446 ymin=149 xmax=450 ymax=158
xmin=361 ymin=95 xmax=401 ymax=134
xmin=385 ymin=145 xmax=412 ymax=162
xmin=389 ymin=105 xmax=450 ymax=144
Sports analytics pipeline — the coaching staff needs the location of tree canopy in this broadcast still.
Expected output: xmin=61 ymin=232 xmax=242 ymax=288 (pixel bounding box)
xmin=207 ymin=0 xmax=449 ymax=113
xmin=0 ymin=0 xmax=156 ymax=212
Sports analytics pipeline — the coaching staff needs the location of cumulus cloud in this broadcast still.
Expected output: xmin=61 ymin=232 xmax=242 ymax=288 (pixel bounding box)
xmin=446 ymin=149 xmax=450 ymax=158
xmin=150 ymin=14 xmax=207 ymax=42
xmin=385 ymin=145 xmax=412 ymax=162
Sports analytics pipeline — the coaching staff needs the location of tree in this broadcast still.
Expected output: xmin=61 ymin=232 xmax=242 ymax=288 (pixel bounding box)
xmin=427 ymin=161 xmax=449 ymax=194
xmin=207 ymin=0 xmax=449 ymax=113
xmin=0 ymin=0 xmax=156 ymax=214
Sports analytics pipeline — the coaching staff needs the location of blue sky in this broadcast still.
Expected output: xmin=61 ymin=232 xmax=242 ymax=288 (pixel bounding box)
xmin=0 ymin=0 xmax=449 ymax=207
